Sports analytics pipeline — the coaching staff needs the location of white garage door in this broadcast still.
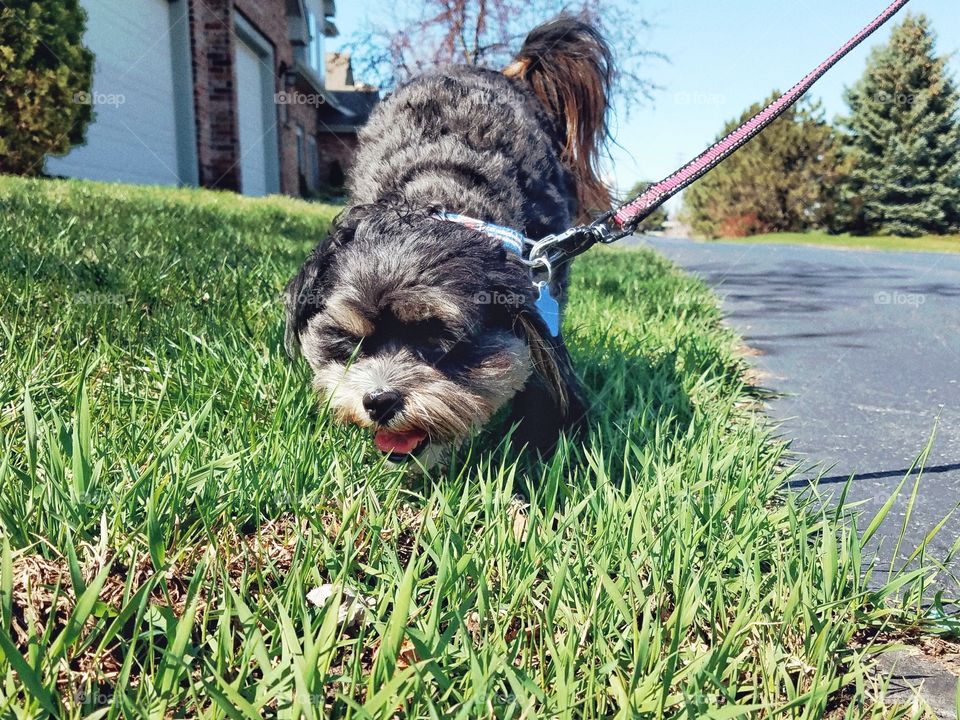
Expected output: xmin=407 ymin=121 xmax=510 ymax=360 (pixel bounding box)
xmin=46 ymin=0 xmax=195 ymax=186
xmin=234 ymin=30 xmax=279 ymax=196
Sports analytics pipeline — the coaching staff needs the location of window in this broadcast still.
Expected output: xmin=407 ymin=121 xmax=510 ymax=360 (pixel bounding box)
xmin=307 ymin=136 xmax=320 ymax=190
xmin=296 ymin=126 xmax=305 ymax=176
xmin=306 ymin=1 xmax=324 ymax=77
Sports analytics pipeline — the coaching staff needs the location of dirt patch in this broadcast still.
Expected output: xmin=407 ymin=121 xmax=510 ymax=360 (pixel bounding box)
xmin=916 ymin=636 xmax=960 ymax=675
xmin=9 ymin=516 xmax=309 ymax=701
xmin=855 ymin=627 xmax=960 ymax=666
xmin=7 ymin=504 xmax=428 ymax=711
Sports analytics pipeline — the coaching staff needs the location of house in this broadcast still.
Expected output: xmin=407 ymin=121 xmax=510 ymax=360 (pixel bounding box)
xmin=46 ymin=0 xmax=378 ymax=198
xmin=316 ymin=52 xmax=380 ymax=191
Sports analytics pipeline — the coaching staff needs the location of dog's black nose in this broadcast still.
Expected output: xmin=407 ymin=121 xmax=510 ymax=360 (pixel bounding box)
xmin=363 ymin=389 xmax=403 ymax=423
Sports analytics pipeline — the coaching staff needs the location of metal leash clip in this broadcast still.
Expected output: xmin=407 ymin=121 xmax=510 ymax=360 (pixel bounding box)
xmin=523 ymin=225 xmax=606 ymax=283
xmin=522 ymin=215 xmax=634 ymax=287
xmin=522 ymin=231 xmax=566 ymax=285
xmin=590 ymin=218 xmax=628 ymax=244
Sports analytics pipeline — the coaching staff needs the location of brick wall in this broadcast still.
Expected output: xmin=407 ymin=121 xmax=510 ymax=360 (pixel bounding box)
xmin=233 ymin=0 xmax=314 ymax=195
xmin=188 ymin=0 xmax=241 ymax=191
xmin=316 ymin=132 xmax=358 ymax=188
xmin=189 ymin=0 xmax=345 ymax=197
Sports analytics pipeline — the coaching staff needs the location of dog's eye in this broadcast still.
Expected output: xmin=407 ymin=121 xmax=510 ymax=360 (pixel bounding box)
xmin=403 ymin=318 xmax=457 ymax=345
xmin=325 ymin=332 xmax=363 ymax=361
xmin=416 ymin=330 xmax=466 ymax=364
xmin=416 ymin=341 xmax=451 ymax=364
xmin=414 ymin=328 xmax=460 ymax=357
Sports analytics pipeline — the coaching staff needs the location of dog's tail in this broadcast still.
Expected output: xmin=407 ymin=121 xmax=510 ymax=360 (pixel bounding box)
xmin=504 ymin=15 xmax=613 ymax=217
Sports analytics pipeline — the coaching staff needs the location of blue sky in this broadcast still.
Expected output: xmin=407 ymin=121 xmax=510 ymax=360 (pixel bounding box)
xmin=330 ymin=1 xmax=959 ymax=212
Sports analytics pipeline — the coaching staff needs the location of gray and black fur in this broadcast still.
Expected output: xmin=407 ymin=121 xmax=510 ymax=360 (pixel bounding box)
xmin=284 ymin=16 xmax=613 ymax=468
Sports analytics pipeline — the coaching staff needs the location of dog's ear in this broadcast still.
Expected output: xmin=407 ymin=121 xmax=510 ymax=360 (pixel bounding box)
xmin=516 ymin=312 xmax=567 ymax=413
xmin=512 ymin=310 xmax=587 ymax=453
xmin=283 ymin=256 xmax=324 ymax=359
xmin=515 ymin=311 xmax=582 ymax=417
xmin=283 ymin=206 xmax=367 ymax=359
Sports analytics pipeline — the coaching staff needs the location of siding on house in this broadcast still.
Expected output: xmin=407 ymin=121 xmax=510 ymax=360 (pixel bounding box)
xmin=45 ymin=0 xmax=197 ymax=186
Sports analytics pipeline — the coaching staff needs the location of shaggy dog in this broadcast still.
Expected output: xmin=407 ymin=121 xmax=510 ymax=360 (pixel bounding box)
xmin=284 ymin=17 xmax=612 ymax=468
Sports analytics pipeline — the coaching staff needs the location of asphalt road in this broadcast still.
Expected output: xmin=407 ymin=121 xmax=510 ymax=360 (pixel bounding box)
xmin=641 ymin=237 xmax=960 ymax=592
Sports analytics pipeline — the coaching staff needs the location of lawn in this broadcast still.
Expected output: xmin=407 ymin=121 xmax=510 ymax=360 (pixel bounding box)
xmin=0 ymin=176 xmax=955 ymax=718
xmin=719 ymin=231 xmax=960 ymax=254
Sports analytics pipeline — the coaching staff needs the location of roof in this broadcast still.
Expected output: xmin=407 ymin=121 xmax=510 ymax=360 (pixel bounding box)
xmin=312 ymin=51 xmax=380 ymax=132
xmin=318 ymin=89 xmax=379 ymax=132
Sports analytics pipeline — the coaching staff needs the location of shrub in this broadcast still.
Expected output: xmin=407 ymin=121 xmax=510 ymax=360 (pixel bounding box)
xmin=681 ymin=96 xmax=845 ymax=238
xmin=0 ymin=0 xmax=94 ymax=175
xmin=718 ymin=212 xmax=759 ymax=238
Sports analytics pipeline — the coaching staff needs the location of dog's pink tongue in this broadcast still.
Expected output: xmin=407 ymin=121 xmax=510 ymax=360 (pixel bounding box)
xmin=374 ymin=428 xmax=427 ymax=455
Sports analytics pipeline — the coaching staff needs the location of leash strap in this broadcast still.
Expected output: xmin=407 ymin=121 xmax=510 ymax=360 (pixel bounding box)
xmin=436 ymin=0 xmax=912 ymax=309
xmin=434 ymin=211 xmax=563 ymax=335
xmin=609 ymin=0 xmax=912 ymax=234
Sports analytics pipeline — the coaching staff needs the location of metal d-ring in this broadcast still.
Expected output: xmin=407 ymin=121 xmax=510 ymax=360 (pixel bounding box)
xmin=522 ymin=234 xmax=559 ymax=286
xmin=527 ymin=255 xmax=553 ymax=287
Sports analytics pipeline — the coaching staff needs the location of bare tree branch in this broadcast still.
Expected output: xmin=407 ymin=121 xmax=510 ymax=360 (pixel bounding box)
xmin=343 ymin=0 xmax=665 ymax=111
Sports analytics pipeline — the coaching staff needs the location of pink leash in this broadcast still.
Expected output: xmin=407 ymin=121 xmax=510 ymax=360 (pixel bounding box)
xmin=608 ymin=0 xmax=912 ymax=233
xmin=448 ymin=0 xmax=912 ymax=333
xmin=516 ymin=0 xmax=913 ymax=282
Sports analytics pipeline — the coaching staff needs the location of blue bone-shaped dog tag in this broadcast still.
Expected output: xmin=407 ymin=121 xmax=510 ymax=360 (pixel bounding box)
xmin=535 ymin=283 xmax=561 ymax=337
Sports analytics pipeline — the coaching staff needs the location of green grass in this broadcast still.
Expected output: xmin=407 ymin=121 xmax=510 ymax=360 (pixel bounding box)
xmin=718 ymin=231 xmax=960 ymax=254
xmin=0 ymin=175 xmax=956 ymax=718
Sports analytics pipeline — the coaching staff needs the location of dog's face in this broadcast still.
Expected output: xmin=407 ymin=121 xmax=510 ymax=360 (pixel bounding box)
xmin=284 ymin=207 xmax=559 ymax=468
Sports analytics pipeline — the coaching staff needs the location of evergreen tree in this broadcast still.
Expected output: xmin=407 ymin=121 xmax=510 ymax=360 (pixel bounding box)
xmin=682 ymin=95 xmax=844 ymax=238
xmin=0 ymin=0 xmax=94 ymax=175
xmin=838 ymin=14 xmax=960 ymax=236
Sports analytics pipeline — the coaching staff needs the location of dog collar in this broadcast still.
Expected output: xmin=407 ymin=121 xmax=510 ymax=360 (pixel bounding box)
xmin=435 ymin=212 xmax=561 ymax=336
xmin=433 ymin=212 xmax=529 ymax=255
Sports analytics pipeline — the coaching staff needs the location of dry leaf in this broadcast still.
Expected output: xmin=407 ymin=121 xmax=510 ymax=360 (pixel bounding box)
xmin=395 ymin=637 xmax=419 ymax=669
xmin=509 ymin=497 xmax=529 ymax=542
